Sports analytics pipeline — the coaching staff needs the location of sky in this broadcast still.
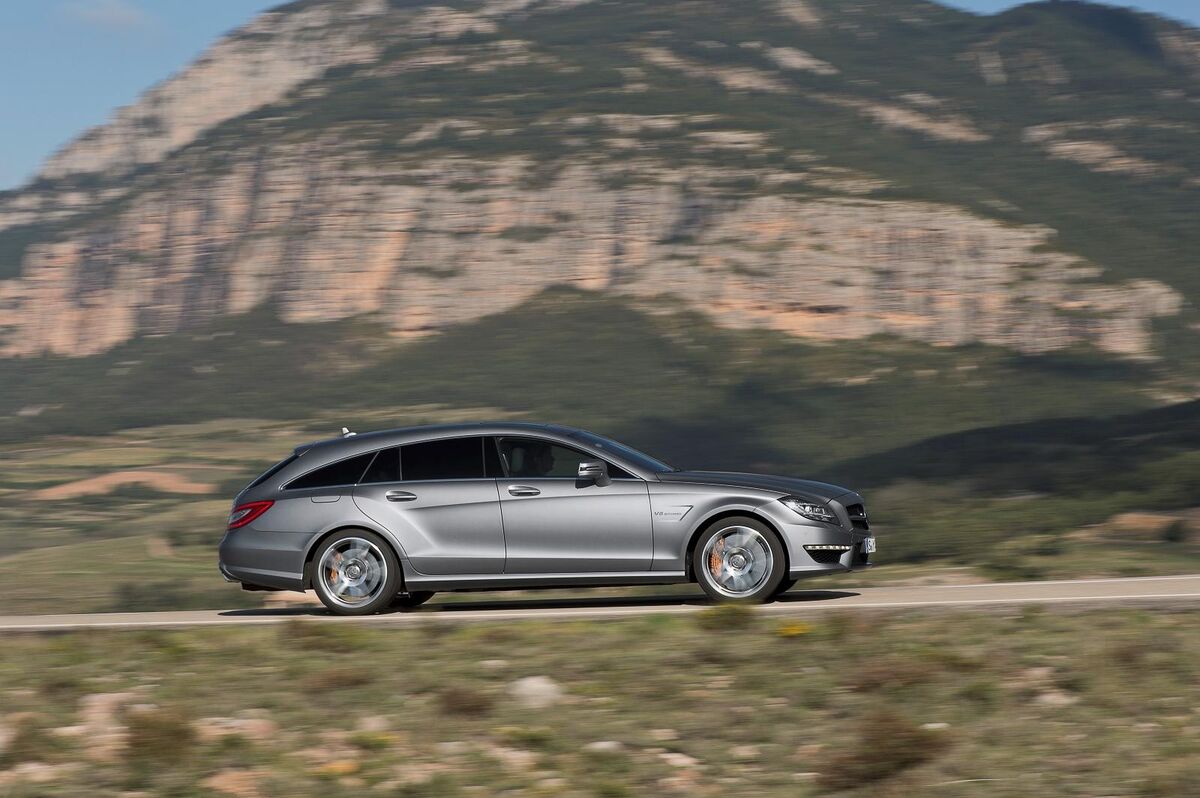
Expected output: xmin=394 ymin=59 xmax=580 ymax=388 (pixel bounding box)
xmin=1 ymin=0 xmax=1198 ymax=191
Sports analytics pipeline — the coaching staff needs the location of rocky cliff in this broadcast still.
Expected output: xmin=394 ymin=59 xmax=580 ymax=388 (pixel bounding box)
xmin=0 ymin=0 xmax=1195 ymax=361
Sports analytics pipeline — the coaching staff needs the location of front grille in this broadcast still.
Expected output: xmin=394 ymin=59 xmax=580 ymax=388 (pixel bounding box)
xmin=846 ymin=503 xmax=870 ymax=530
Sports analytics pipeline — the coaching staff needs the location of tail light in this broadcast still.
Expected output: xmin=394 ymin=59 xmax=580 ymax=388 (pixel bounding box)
xmin=228 ymin=500 xmax=274 ymax=530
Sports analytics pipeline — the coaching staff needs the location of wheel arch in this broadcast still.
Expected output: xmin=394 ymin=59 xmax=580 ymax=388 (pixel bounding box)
xmin=683 ymin=509 xmax=789 ymax=582
xmin=302 ymin=523 xmax=409 ymax=590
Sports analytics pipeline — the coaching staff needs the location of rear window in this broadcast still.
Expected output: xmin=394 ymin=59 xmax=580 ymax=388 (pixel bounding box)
xmin=246 ymin=454 xmax=298 ymax=490
xmin=286 ymin=452 xmax=375 ymax=490
xmin=402 ymin=437 xmax=486 ymax=481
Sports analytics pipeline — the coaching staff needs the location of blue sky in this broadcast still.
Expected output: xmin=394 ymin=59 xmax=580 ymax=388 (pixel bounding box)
xmin=1 ymin=0 xmax=1198 ymax=190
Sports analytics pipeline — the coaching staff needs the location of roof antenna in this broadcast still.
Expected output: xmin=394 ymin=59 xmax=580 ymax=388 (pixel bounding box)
xmin=341 ymin=427 xmax=356 ymax=437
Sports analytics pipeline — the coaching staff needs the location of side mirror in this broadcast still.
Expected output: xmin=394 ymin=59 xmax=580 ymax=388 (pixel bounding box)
xmin=577 ymin=460 xmax=611 ymax=487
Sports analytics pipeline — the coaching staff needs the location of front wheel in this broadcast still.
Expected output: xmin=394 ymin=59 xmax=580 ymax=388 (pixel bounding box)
xmin=311 ymin=530 xmax=400 ymax=616
xmin=692 ymin=517 xmax=787 ymax=603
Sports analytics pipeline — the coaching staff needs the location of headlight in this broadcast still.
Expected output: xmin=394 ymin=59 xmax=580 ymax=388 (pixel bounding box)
xmin=780 ymin=497 xmax=839 ymax=524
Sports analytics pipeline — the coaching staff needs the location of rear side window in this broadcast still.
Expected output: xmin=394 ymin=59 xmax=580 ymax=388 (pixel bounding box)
xmin=402 ymin=437 xmax=486 ymax=481
xmin=246 ymin=454 xmax=298 ymax=490
xmin=287 ymin=452 xmax=374 ymax=490
xmin=360 ymin=447 xmax=401 ymax=484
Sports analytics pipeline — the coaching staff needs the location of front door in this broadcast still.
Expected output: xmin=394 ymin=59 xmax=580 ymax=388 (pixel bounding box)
xmin=352 ymin=438 xmax=505 ymax=575
xmin=494 ymin=436 xmax=653 ymax=574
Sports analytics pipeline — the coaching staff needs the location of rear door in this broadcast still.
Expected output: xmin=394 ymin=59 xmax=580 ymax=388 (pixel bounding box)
xmin=494 ymin=436 xmax=653 ymax=574
xmin=352 ymin=437 xmax=505 ymax=575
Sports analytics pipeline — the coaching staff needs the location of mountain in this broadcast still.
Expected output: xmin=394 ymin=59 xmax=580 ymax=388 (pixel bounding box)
xmin=0 ymin=0 xmax=1196 ymax=369
xmin=0 ymin=0 xmax=1198 ymax=445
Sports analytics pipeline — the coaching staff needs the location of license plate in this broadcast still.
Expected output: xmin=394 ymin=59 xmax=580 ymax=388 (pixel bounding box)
xmin=862 ymin=537 xmax=877 ymax=554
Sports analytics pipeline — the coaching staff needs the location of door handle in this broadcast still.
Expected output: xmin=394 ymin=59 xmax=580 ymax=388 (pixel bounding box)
xmin=385 ymin=490 xmax=417 ymax=502
xmin=507 ymin=486 xmax=541 ymax=497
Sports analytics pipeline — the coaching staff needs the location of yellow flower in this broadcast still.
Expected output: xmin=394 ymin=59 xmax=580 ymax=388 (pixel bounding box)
xmin=776 ymin=621 xmax=814 ymax=638
xmin=312 ymin=760 xmax=360 ymax=777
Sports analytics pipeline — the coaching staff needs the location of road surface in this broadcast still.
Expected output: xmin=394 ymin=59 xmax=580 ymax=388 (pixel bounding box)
xmin=2 ymin=574 xmax=1199 ymax=632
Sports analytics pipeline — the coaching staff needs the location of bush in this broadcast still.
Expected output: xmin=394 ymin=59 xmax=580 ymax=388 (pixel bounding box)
xmin=278 ymin=619 xmax=372 ymax=651
xmin=0 ymin=716 xmax=57 ymax=767
xmin=124 ymin=707 xmax=195 ymax=765
xmin=437 ymin=686 xmax=493 ymax=717
xmin=694 ymin=603 xmax=756 ymax=631
xmin=1161 ymin=520 xmax=1190 ymax=543
xmin=301 ymin=666 xmax=376 ymax=693
xmin=853 ymin=657 xmax=932 ymax=692
xmin=818 ymin=710 xmax=949 ymax=791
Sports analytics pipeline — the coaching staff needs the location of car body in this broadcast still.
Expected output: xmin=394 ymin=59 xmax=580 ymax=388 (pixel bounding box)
xmin=219 ymin=422 xmax=873 ymax=614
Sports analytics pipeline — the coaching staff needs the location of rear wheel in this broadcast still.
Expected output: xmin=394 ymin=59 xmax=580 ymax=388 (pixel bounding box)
xmin=390 ymin=591 xmax=435 ymax=610
xmin=692 ymin=517 xmax=787 ymax=604
xmin=311 ymin=530 xmax=400 ymax=616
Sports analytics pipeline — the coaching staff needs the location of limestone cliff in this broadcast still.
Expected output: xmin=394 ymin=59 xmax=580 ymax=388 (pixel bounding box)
xmin=0 ymin=0 xmax=1194 ymax=362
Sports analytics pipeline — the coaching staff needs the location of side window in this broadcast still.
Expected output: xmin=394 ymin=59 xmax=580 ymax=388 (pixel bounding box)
xmin=607 ymin=462 xmax=636 ymax=480
xmin=360 ymin=447 xmax=401 ymax=484
xmin=286 ymin=452 xmax=374 ymax=490
xmin=496 ymin=437 xmax=634 ymax=479
xmin=246 ymin=454 xmax=298 ymax=490
xmin=402 ymin=437 xmax=486 ymax=481
xmin=483 ymin=438 xmax=505 ymax=478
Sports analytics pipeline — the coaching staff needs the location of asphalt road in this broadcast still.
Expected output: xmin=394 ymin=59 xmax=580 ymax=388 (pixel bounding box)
xmin=2 ymin=574 xmax=1199 ymax=632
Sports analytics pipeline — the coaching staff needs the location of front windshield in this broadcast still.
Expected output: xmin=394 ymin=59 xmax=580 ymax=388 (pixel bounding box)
xmin=568 ymin=431 xmax=678 ymax=473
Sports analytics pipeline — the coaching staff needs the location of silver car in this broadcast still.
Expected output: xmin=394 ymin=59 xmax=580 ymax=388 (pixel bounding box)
xmin=219 ymin=423 xmax=873 ymax=615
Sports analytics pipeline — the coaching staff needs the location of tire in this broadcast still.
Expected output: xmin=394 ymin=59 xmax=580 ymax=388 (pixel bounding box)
xmin=390 ymin=591 xmax=435 ymax=610
xmin=692 ymin=516 xmax=787 ymax=604
xmin=311 ymin=529 xmax=401 ymax=616
xmin=773 ymin=578 xmax=798 ymax=597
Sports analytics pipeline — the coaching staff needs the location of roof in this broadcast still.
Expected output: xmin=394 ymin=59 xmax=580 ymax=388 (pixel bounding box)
xmin=294 ymin=421 xmax=580 ymax=456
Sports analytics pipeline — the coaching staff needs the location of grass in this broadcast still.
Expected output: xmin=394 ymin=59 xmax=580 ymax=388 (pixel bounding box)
xmin=0 ymin=608 xmax=1197 ymax=795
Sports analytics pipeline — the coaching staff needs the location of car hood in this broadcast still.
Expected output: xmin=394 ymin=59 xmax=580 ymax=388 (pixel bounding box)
xmin=657 ymin=470 xmax=854 ymax=502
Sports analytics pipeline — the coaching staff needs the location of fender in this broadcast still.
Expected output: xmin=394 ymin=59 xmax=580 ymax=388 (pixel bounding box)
xmin=301 ymin=518 xmax=414 ymax=588
xmin=678 ymin=502 xmax=784 ymax=576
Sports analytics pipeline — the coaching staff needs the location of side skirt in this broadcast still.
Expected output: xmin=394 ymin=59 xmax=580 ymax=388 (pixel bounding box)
xmin=407 ymin=571 xmax=690 ymax=593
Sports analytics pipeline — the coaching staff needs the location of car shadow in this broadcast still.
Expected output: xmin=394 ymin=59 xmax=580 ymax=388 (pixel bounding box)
xmin=217 ymin=589 xmax=860 ymax=617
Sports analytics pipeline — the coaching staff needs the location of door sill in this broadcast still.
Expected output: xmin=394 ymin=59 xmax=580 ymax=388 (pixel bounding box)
xmin=408 ymin=571 xmax=688 ymax=591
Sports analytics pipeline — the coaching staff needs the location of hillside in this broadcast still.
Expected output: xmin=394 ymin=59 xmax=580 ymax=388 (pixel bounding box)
xmin=0 ymin=0 xmax=1197 ymax=608
xmin=0 ymin=0 xmax=1196 ymax=370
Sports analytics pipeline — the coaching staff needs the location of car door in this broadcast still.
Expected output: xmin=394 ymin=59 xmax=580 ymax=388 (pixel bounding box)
xmin=352 ymin=437 xmax=505 ymax=575
xmin=493 ymin=436 xmax=653 ymax=573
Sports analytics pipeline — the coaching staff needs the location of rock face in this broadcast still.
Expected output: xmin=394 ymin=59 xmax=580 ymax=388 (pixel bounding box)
xmin=0 ymin=0 xmax=1192 ymax=361
xmin=0 ymin=153 xmax=1179 ymax=358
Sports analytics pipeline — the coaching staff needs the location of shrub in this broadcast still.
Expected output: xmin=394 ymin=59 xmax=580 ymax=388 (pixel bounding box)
xmin=957 ymin=679 xmax=999 ymax=708
xmin=278 ymin=620 xmax=372 ymax=651
xmin=301 ymin=666 xmax=376 ymax=693
xmin=694 ymin=603 xmax=755 ymax=631
xmin=853 ymin=657 xmax=932 ymax=692
xmin=818 ymin=710 xmax=949 ymax=791
xmin=1161 ymin=520 xmax=1190 ymax=543
xmin=0 ymin=716 xmax=57 ymax=767
xmin=124 ymin=707 xmax=195 ymax=765
xmin=438 ymin=686 xmax=493 ymax=717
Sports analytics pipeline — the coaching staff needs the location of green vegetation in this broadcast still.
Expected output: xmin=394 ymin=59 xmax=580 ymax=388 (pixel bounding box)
xmin=0 ymin=289 xmax=1195 ymax=612
xmin=0 ymin=608 xmax=1198 ymax=795
xmin=1 ymin=0 xmax=1198 ymax=610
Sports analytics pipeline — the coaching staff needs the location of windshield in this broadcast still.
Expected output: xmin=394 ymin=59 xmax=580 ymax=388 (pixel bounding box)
xmin=568 ymin=431 xmax=677 ymax=473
